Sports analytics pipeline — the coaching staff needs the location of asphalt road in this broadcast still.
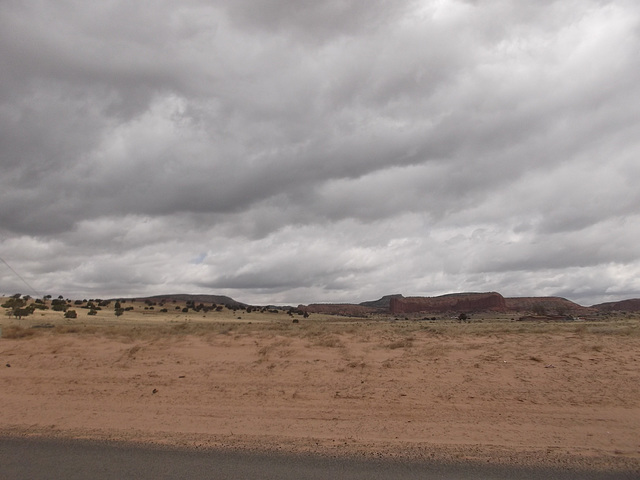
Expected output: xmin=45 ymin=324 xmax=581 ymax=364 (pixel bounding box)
xmin=0 ymin=437 xmax=636 ymax=480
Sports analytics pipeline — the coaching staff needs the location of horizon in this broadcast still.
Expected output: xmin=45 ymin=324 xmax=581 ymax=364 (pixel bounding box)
xmin=2 ymin=2 xmax=639 ymax=308
xmin=2 ymin=288 xmax=638 ymax=309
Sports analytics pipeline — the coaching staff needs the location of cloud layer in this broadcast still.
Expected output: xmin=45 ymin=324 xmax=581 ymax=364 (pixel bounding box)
xmin=1 ymin=0 xmax=639 ymax=305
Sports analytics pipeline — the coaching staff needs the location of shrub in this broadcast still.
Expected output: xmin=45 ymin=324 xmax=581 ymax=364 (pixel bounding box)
xmin=64 ymin=310 xmax=77 ymax=319
xmin=51 ymin=298 xmax=67 ymax=311
xmin=12 ymin=307 xmax=33 ymax=319
xmin=2 ymin=297 xmax=25 ymax=309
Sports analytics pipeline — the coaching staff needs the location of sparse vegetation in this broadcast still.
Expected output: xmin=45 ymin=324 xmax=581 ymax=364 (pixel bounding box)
xmin=1 ymin=295 xmax=638 ymax=343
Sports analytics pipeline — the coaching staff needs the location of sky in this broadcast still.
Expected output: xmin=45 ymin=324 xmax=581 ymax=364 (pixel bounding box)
xmin=1 ymin=0 xmax=639 ymax=306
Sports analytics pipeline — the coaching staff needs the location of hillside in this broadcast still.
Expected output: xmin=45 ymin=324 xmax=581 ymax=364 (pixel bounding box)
xmin=592 ymin=298 xmax=640 ymax=312
xmin=504 ymin=297 xmax=592 ymax=315
xmin=129 ymin=294 xmax=247 ymax=308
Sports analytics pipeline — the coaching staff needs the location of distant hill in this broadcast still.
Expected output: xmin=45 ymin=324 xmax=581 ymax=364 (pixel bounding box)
xmin=301 ymin=292 xmax=604 ymax=316
xmin=112 ymin=292 xmax=640 ymax=316
xmin=591 ymin=298 xmax=640 ymax=312
xmin=504 ymin=297 xmax=592 ymax=315
xmin=128 ymin=294 xmax=247 ymax=308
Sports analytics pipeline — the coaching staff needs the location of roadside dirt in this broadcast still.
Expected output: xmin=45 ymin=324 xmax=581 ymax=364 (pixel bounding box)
xmin=1 ymin=327 xmax=639 ymax=471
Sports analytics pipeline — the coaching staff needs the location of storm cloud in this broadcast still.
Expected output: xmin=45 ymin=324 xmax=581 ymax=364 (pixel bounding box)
xmin=1 ymin=0 xmax=639 ymax=305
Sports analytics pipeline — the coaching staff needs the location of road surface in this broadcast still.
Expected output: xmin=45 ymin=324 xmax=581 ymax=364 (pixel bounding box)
xmin=0 ymin=437 xmax=636 ymax=480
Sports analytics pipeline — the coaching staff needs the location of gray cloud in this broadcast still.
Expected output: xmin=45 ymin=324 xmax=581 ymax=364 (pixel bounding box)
xmin=1 ymin=0 xmax=639 ymax=305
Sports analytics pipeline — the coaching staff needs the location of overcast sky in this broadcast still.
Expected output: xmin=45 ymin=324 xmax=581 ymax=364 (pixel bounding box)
xmin=1 ymin=0 xmax=639 ymax=306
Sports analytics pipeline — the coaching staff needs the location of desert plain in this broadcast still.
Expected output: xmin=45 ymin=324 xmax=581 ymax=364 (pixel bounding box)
xmin=1 ymin=299 xmax=639 ymax=473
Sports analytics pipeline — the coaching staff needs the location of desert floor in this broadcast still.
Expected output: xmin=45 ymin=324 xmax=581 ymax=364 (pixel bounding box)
xmin=1 ymin=306 xmax=639 ymax=472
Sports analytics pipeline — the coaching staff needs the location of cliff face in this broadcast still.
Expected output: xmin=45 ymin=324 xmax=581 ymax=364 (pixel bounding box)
xmin=389 ymin=292 xmax=506 ymax=314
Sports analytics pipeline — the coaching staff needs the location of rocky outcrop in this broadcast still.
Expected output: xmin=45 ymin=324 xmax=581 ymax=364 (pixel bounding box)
xmin=389 ymin=292 xmax=506 ymax=314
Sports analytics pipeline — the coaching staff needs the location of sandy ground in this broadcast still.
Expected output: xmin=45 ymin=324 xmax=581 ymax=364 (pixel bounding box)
xmin=1 ymin=323 xmax=639 ymax=471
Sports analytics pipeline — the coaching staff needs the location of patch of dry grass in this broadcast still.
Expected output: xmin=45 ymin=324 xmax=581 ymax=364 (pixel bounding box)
xmin=2 ymin=307 xmax=638 ymax=343
xmin=308 ymin=334 xmax=344 ymax=348
xmin=1 ymin=325 xmax=38 ymax=339
xmin=384 ymin=336 xmax=414 ymax=349
xmin=54 ymin=324 xmax=98 ymax=335
xmin=257 ymin=338 xmax=294 ymax=359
